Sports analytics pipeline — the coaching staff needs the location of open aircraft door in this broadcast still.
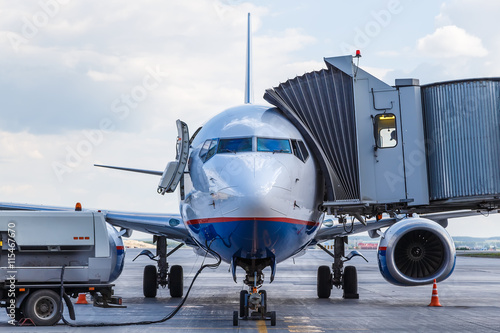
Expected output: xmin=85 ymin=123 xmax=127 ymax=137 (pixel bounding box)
xmin=157 ymin=120 xmax=189 ymax=194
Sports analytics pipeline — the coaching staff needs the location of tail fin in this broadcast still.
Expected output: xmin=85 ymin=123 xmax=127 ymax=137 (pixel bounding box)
xmin=244 ymin=13 xmax=253 ymax=104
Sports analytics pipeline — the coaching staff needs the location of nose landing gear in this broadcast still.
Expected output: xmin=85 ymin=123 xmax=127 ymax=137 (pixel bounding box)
xmin=233 ymin=288 xmax=276 ymax=326
xmin=233 ymin=271 xmax=276 ymax=327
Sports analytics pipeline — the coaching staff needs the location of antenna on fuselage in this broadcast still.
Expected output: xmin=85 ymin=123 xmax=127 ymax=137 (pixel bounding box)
xmin=244 ymin=13 xmax=253 ymax=104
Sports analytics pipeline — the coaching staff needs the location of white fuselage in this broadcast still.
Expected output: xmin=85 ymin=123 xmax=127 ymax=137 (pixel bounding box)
xmin=180 ymin=104 xmax=324 ymax=263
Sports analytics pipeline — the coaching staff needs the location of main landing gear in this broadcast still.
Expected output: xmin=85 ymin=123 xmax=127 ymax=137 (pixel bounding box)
xmin=316 ymin=236 xmax=367 ymax=299
xmin=133 ymin=235 xmax=184 ymax=298
xmin=232 ymin=262 xmax=277 ymax=327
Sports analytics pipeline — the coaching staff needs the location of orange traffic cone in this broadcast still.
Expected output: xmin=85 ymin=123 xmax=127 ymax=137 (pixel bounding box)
xmin=76 ymin=293 xmax=88 ymax=304
xmin=428 ymin=279 xmax=442 ymax=307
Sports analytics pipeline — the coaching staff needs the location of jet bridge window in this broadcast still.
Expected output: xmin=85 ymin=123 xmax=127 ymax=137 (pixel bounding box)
xmin=257 ymin=138 xmax=291 ymax=153
xmin=374 ymin=114 xmax=397 ymax=148
xmin=217 ymin=137 xmax=253 ymax=153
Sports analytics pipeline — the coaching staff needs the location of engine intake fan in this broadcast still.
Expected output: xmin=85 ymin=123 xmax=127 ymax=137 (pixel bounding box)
xmin=378 ymin=217 xmax=456 ymax=286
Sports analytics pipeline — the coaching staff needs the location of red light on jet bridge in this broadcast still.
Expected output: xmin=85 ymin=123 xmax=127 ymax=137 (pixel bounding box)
xmin=355 ymin=50 xmax=361 ymax=57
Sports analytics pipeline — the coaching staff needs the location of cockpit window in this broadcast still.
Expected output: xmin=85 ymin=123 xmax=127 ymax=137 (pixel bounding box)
xmin=297 ymin=141 xmax=309 ymax=161
xmin=200 ymin=136 xmax=302 ymax=163
xmin=206 ymin=139 xmax=218 ymax=160
xmin=257 ymin=138 xmax=291 ymax=153
xmin=199 ymin=138 xmax=218 ymax=162
xmin=217 ymin=137 xmax=252 ymax=153
xmin=291 ymin=139 xmax=309 ymax=162
xmin=199 ymin=140 xmax=211 ymax=160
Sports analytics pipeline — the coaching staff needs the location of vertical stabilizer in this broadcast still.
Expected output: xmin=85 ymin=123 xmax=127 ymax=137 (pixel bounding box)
xmin=244 ymin=13 xmax=253 ymax=104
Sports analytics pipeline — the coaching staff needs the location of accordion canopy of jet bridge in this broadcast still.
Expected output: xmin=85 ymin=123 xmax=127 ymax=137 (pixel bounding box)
xmin=264 ymin=55 xmax=500 ymax=217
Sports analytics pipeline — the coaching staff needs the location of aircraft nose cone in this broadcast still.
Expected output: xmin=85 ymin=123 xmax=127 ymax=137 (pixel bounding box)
xmin=217 ymin=155 xmax=292 ymax=216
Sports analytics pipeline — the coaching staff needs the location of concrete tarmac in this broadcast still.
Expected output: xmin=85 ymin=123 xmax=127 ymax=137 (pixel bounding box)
xmin=2 ymin=247 xmax=500 ymax=332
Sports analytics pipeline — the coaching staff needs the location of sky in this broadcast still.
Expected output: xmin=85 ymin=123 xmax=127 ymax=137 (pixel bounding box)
xmin=0 ymin=0 xmax=499 ymax=238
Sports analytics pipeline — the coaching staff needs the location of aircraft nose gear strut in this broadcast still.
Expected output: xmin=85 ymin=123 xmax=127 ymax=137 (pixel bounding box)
xmin=134 ymin=235 xmax=184 ymax=298
xmin=233 ymin=271 xmax=276 ymax=327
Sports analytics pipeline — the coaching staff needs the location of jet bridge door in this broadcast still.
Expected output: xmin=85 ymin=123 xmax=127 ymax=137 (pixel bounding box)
xmin=157 ymin=120 xmax=190 ymax=194
xmin=354 ymin=80 xmax=407 ymax=204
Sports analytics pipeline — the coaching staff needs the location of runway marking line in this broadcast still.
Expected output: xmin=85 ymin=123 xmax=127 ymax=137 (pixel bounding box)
xmin=257 ymin=320 xmax=268 ymax=333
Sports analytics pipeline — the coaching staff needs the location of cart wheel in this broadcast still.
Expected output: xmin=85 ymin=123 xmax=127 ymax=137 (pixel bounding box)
xmin=270 ymin=311 xmax=276 ymax=326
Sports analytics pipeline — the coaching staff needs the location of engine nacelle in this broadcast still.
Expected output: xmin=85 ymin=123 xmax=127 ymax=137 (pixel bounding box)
xmin=378 ymin=217 xmax=456 ymax=286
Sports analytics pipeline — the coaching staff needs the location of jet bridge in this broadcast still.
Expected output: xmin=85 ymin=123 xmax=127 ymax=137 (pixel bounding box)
xmin=264 ymin=55 xmax=500 ymax=216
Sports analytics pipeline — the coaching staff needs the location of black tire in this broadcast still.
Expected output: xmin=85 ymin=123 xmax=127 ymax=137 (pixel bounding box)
xmin=23 ymin=289 xmax=61 ymax=326
xmin=270 ymin=311 xmax=276 ymax=326
xmin=317 ymin=265 xmax=332 ymax=298
xmin=260 ymin=290 xmax=267 ymax=314
xmin=239 ymin=290 xmax=248 ymax=318
xmin=233 ymin=310 xmax=239 ymax=326
xmin=343 ymin=265 xmax=359 ymax=299
xmin=169 ymin=265 xmax=184 ymax=298
xmin=143 ymin=265 xmax=158 ymax=298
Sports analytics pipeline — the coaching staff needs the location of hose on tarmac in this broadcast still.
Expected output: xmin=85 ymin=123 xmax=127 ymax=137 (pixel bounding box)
xmin=58 ymin=242 xmax=221 ymax=327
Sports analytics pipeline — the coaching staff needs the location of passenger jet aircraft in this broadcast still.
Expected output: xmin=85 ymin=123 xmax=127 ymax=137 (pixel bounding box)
xmin=1 ymin=14 xmax=497 ymax=327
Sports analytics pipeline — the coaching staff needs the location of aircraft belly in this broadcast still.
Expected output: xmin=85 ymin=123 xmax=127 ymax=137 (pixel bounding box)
xmin=185 ymin=216 xmax=319 ymax=263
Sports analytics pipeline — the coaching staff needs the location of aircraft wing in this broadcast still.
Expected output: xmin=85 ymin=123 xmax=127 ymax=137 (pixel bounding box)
xmin=0 ymin=202 xmax=194 ymax=245
xmin=102 ymin=211 xmax=194 ymax=245
xmin=314 ymin=208 xmax=499 ymax=243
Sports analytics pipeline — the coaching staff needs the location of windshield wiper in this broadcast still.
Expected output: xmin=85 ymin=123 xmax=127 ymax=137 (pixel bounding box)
xmin=221 ymin=148 xmax=237 ymax=154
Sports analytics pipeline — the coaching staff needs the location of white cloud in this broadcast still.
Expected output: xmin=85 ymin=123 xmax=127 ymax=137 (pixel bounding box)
xmin=87 ymin=70 xmax=122 ymax=82
xmin=417 ymin=25 xmax=488 ymax=58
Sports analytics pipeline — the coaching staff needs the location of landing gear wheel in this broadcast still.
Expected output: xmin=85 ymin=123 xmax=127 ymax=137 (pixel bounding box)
xmin=259 ymin=290 xmax=267 ymax=314
xmin=24 ymin=289 xmax=61 ymax=326
xmin=343 ymin=265 xmax=359 ymax=299
xmin=239 ymin=290 xmax=248 ymax=318
xmin=233 ymin=310 xmax=239 ymax=326
xmin=169 ymin=265 xmax=184 ymax=298
xmin=270 ymin=311 xmax=276 ymax=326
xmin=143 ymin=265 xmax=158 ymax=298
xmin=317 ymin=265 xmax=332 ymax=298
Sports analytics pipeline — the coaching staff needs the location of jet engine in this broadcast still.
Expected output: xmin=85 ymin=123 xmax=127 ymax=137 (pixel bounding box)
xmin=377 ymin=217 xmax=456 ymax=286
